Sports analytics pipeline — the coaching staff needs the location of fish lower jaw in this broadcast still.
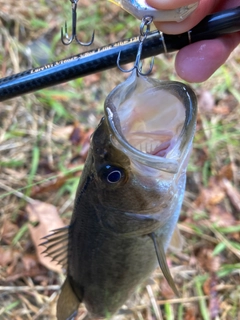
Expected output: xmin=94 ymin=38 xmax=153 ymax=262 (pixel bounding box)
xmin=131 ymin=136 xmax=175 ymax=157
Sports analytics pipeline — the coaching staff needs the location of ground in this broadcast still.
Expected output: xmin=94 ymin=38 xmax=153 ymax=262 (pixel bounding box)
xmin=0 ymin=1 xmax=240 ymax=319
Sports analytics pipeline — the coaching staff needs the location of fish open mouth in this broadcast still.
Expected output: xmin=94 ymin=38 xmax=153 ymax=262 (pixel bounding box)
xmin=105 ymin=71 xmax=197 ymax=173
xmin=117 ymin=87 xmax=185 ymax=158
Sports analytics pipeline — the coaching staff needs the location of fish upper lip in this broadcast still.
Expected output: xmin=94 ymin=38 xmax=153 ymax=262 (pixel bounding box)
xmin=104 ymin=72 xmax=197 ymax=174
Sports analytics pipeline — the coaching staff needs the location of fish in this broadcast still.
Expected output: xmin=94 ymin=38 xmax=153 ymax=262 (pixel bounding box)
xmin=41 ymin=70 xmax=197 ymax=320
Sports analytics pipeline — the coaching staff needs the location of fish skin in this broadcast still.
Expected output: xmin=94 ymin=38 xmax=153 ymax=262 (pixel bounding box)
xmin=63 ymin=119 xmax=164 ymax=318
xmin=43 ymin=71 xmax=197 ymax=319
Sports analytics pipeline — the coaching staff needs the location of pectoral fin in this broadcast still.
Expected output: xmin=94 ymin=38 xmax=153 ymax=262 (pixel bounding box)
xmin=149 ymin=232 xmax=179 ymax=297
xmin=40 ymin=226 xmax=69 ymax=269
xmin=57 ymin=277 xmax=81 ymax=320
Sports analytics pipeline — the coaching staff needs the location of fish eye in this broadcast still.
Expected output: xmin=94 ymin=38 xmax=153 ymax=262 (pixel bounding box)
xmin=100 ymin=165 xmax=125 ymax=184
xmin=107 ymin=170 xmax=121 ymax=183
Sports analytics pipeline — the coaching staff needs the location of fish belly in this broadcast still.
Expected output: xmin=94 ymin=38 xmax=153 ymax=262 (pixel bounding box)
xmin=69 ymin=229 xmax=157 ymax=318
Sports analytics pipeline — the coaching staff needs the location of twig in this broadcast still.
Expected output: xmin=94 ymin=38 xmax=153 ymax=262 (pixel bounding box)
xmin=0 ymin=182 xmax=36 ymax=204
xmin=157 ymin=295 xmax=209 ymax=305
xmin=178 ymin=223 xmax=219 ymax=244
xmin=0 ymin=285 xmax=60 ymax=292
xmin=32 ymin=291 xmax=59 ymax=320
xmin=203 ymin=220 xmax=240 ymax=259
xmin=146 ymin=285 xmax=163 ymax=320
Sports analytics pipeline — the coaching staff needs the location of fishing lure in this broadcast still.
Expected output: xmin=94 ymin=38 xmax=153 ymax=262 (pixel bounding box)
xmin=109 ymin=0 xmax=198 ymax=21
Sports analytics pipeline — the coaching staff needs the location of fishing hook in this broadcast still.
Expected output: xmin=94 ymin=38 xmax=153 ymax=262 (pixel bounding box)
xmin=117 ymin=16 xmax=154 ymax=76
xmin=61 ymin=0 xmax=94 ymax=46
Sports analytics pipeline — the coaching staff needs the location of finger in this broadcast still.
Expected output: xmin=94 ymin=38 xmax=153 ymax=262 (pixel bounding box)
xmin=151 ymin=0 xmax=218 ymax=34
xmin=146 ymin=0 xmax=199 ymax=10
xmin=175 ymin=33 xmax=240 ymax=82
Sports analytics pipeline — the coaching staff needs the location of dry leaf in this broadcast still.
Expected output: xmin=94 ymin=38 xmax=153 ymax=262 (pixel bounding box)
xmin=212 ymin=105 xmax=231 ymax=115
xmin=159 ymin=277 xmax=175 ymax=299
xmin=79 ymin=129 xmax=94 ymax=160
xmin=70 ymin=128 xmax=93 ymax=163
xmin=194 ymin=177 xmax=226 ymax=209
xmin=53 ymin=125 xmax=74 ymax=140
xmin=209 ymin=206 xmax=236 ymax=228
xmin=26 ymin=200 xmax=65 ymax=273
xmin=217 ymin=164 xmax=233 ymax=181
xmin=69 ymin=123 xmax=82 ymax=145
xmin=221 ymin=178 xmax=240 ymax=211
xmin=195 ymin=188 xmax=225 ymax=209
xmin=195 ymin=248 xmax=220 ymax=273
xmin=0 ymin=220 xmax=19 ymax=244
xmin=84 ymin=73 xmax=101 ymax=86
xmin=0 ymin=247 xmax=21 ymax=269
xmin=30 ymin=170 xmax=81 ymax=196
xmin=203 ymin=275 xmax=220 ymax=319
xmin=0 ymin=247 xmax=47 ymax=282
xmin=184 ymin=307 xmax=197 ymax=320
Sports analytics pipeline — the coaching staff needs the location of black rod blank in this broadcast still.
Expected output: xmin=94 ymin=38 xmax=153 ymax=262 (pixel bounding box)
xmin=0 ymin=6 xmax=239 ymax=101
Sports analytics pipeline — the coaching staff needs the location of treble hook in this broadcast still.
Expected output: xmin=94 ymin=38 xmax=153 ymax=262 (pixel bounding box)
xmin=117 ymin=16 xmax=154 ymax=76
xmin=61 ymin=0 xmax=94 ymax=46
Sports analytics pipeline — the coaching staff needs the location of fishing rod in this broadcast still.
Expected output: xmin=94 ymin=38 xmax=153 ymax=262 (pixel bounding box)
xmin=0 ymin=6 xmax=239 ymax=102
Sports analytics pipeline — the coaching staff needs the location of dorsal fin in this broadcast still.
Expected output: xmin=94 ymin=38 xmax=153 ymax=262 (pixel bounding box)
xmin=149 ymin=232 xmax=179 ymax=297
xmin=40 ymin=226 xmax=69 ymax=269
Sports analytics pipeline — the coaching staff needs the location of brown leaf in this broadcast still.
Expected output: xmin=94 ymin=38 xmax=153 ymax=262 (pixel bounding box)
xmin=4 ymin=262 xmax=48 ymax=282
xmin=203 ymin=274 xmax=220 ymax=319
xmin=0 ymin=247 xmax=21 ymax=269
xmin=184 ymin=307 xmax=197 ymax=320
xmin=221 ymin=178 xmax=240 ymax=211
xmin=212 ymin=105 xmax=231 ymax=115
xmin=195 ymin=188 xmax=225 ymax=209
xmin=26 ymin=200 xmax=65 ymax=273
xmin=53 ymin=125 xmax=74 ymax=140
xmin=0 ymin=220 xmax=19 ymax=244
xmin=70 ymin=128 xmax=94 ymax=163
xmin=79 ymin=129 xmax=94 ymax=160
xmin=0 ymin=247 xmax=47 ymax=282
xmin=159 ymin=277 xmax=175 ymax=299
xmin=84 ymin=73 xmax=101 ymax=86
xmin=217 ymin=164 xmax=233 ymax=181
xmin=194 ymin=176 xmax=226 ymax=210
xmin=30 ymin=170 xmax=81 ymax=196
xmin=69 ymin=123 xmax=82 ymax=145
xmin=195 ymin=248 xmax=220 ymax=273
xmin=209 ymin=206 xmax=236 ymax=228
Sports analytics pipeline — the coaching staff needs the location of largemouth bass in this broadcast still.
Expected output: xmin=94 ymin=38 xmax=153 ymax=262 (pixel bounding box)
xmin=42 ymin=70 xmax=197 ymax=320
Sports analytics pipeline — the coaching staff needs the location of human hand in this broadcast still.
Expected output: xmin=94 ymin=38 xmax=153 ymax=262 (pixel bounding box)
xmin=146 ymin=0 xmax=240 ymax=82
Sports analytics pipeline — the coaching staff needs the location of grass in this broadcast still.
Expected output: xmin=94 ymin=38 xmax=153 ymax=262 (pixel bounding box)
xmin=0 ymin=1 xmax=240 ymax=319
